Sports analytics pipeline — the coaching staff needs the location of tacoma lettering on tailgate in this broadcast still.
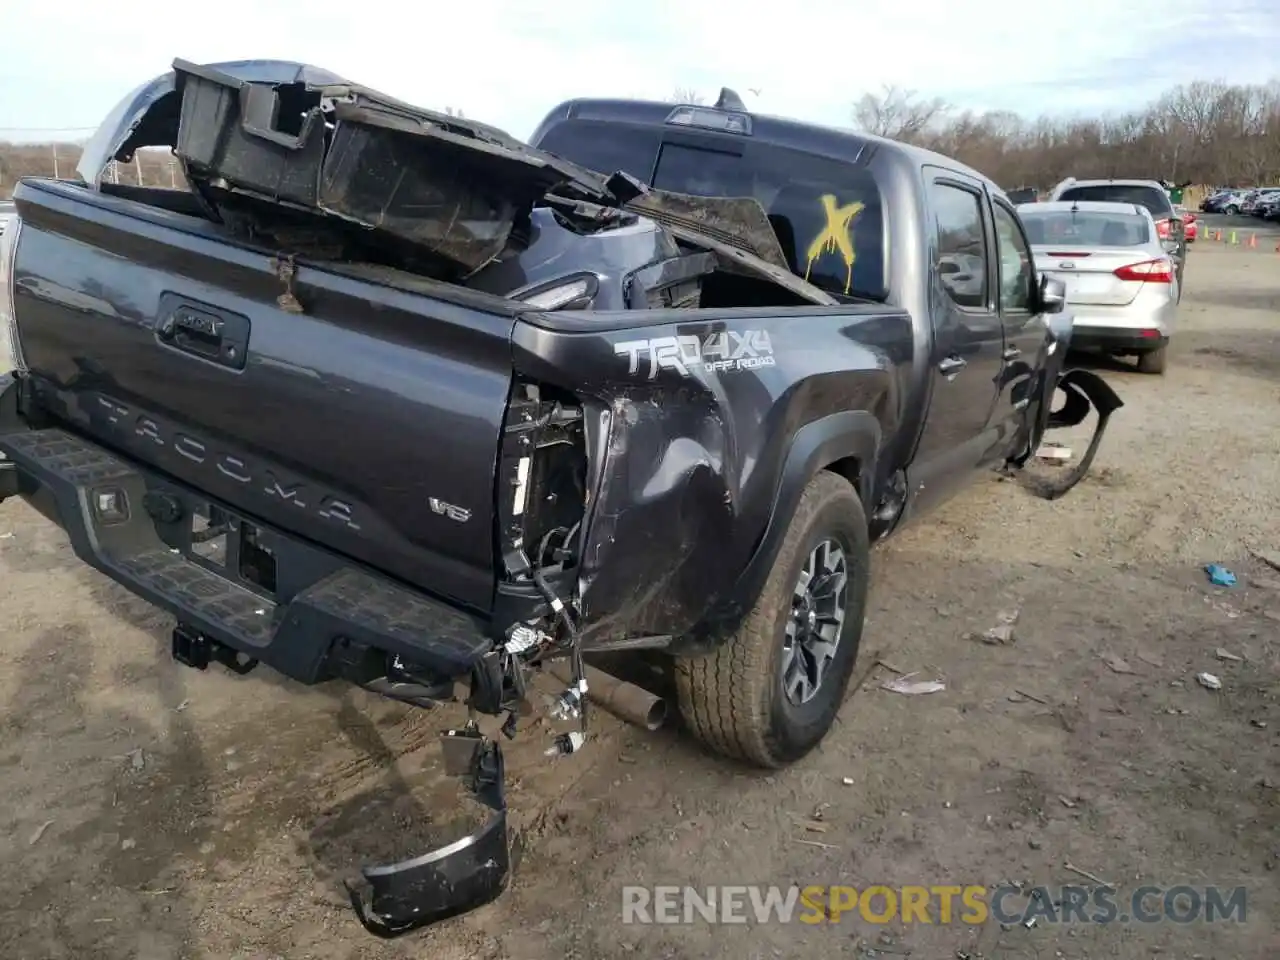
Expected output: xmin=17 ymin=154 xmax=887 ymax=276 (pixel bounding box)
xmin=93 ymin=394 xmax=361 ymax=531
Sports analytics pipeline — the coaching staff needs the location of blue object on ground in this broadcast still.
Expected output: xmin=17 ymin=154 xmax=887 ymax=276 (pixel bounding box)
xmin=1205 ymin=564 xmax=1237 ymax=587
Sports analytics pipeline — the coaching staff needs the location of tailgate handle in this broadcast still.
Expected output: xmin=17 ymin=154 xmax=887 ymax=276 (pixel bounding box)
xmin=156 ymin=295 xmax=250 ymax=371
xmin=938 ymin=355 xmax=967 ymax=376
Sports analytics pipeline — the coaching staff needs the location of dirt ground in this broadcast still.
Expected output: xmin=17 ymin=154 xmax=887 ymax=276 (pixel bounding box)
xmin=2 ymin=217 xmax=1277 ymax=959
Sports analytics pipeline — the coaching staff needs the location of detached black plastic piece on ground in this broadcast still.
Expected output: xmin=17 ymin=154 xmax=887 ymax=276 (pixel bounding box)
xmin=344 ymin=731 xmax=510 ymax=938
xmin=1016 ymin=368 xmax=1124 ymax=501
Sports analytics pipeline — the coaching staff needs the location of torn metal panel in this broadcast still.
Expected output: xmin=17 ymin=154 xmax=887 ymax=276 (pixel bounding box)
xmin=78 ymin=60 xmax=841 ymax=303
xmin=625 ymin=188 xmax=792 ymax=272
xmin=666 ymin=222 xmax=839 ymax=307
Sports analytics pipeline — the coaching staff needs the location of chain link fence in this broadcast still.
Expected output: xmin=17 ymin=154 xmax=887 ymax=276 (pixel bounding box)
xmin=0 ymin=135 xmax=185 ymax=198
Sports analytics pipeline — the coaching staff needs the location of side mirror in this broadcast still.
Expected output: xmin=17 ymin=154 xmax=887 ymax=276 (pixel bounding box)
xmin=1039 ymin=275 xmax=1066 ymax=314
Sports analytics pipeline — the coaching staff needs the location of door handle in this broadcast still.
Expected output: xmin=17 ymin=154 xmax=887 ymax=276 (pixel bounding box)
xmin=938 ymin=356 xmax=967 ymax=375
xmin=1003 ymin=346 xmax=1021 ymax=361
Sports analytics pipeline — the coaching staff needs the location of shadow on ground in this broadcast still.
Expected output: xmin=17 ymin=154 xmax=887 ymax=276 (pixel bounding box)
xmin=0 ymin=623 xmax=211 ymax=959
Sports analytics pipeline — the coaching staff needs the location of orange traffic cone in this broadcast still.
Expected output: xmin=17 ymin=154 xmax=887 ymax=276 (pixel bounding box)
xmin=1249 ymin=233 xmax=1257 ymax=248
xmin=1214 ymin=229 xmax=1223 ymax=241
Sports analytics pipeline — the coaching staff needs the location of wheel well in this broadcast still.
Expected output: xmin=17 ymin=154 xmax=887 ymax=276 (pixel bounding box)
xmin=823 ymin=456 xmax=862 ymax=500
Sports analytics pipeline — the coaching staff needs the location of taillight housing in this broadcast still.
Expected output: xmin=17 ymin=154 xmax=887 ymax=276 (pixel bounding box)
xmin=518 ymin=274 xmax=599 ymax=311
xmin=0 ymin=214 xmax=23 ymax=374
xmin=1114 ymin=259 xmax=1174 ymax=283
xmin=1154 ymin=218 xmax=1172 ymax=239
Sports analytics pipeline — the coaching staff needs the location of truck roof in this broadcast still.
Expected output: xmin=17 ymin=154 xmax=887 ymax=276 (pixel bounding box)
xmin=529 ymin=95 xmax=1002 ymax=192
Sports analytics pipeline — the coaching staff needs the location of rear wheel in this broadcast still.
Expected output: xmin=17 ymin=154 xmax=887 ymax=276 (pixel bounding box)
xmin=1225 ymin=205 xmax=1239 ymax=215
xmin=1137 ymin=342 xmax=1168 ymax=375
xmin=674 ymin=471 xmax=869 ymax=768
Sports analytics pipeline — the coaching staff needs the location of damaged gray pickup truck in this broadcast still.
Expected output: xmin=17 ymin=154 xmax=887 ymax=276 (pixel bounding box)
xmin=0 ymin=60 xmax=1121 ymax=936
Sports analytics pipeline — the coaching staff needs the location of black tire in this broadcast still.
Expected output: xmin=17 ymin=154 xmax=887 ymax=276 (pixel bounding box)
xmin=1137 ymin=342 xmax=1168 ymax=375
xmin=674 ymin=471 xmax=870 ymax=768
xmin=1225 ymin=205 xmax=1239 ymax=215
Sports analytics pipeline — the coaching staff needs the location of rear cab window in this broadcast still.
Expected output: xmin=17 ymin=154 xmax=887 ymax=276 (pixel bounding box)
xmin=928 ymin=182 xmax=989 ymax=309
xmin=533 ymin=120 xmax=661 ymax=184
xmin=534 ymin=119 xmax=888 ymax=301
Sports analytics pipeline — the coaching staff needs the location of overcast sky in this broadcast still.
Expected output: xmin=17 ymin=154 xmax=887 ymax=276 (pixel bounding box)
xmin=2 ymin=0 xmax=1277 ymax=142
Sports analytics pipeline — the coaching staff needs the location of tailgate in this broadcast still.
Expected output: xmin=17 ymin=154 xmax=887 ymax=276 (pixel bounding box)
xmin=10 ymin=179 xmax=518 ymax=614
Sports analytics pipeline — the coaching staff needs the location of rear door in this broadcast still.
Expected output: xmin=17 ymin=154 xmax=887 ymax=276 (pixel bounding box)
xmin=907 ymin=171 xmax=1006 ymax=517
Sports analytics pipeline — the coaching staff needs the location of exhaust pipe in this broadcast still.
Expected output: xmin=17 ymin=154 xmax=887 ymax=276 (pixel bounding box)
xmin=547 ymin=661 xmax=667 ymax=732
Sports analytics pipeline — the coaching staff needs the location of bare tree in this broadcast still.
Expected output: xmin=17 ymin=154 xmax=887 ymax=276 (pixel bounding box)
xmin=672 ymin=87 xmax=707 ymax=105
xmin=9 ymin=76 xmax=1280 ymax=200
xmin=847 ymin=77 xmax=1280 ymax=192
xmin=851 ymin=84 xmax=949 ymax=143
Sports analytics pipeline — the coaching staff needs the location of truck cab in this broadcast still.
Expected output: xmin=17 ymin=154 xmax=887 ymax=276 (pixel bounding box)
xmin=527 ymin=91 xmax=1075 ymax=519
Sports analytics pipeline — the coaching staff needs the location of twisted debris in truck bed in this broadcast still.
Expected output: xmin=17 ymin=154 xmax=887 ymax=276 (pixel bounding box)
xmin=78 ymin=58 xmax=819 ymax=300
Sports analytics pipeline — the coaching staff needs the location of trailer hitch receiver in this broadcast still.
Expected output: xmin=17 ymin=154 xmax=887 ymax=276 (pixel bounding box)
xmin=344 ymin=727 xmax=510 ymax=938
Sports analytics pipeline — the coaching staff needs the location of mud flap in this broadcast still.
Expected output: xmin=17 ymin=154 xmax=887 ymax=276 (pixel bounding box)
xmin=344 ymin=729 xmax=511 ymax=938
xmin=1011 ymin=368 xmax=1124 ymax=501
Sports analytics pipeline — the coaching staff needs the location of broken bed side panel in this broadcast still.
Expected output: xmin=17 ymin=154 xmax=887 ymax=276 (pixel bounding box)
xmin=510 ymin=304 xmax=915 ymax=650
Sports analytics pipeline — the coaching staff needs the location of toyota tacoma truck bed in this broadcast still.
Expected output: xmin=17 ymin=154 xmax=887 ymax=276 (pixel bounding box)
xmin=0 ymin=60 xmax=1122 ymax=937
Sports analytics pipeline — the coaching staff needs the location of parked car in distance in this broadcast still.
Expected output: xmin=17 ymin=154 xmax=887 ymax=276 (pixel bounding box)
xmin=1256 ymin=189 xmax=1280 ymax=215
xmin=1018 ymin=200 xmax=1178 ymax=375
xmin=1200 ymin=190 xmax=1226 ymax=212
xmin=0 ymin=201 xmax=14 ymax=236
xmin=1261 ymin=196 xmax=1280 ymax=221
xmin=1046 ymin=178 xmax=1185 ymax=288
xmin=1242 ymin=188 xmax=1280 ymax=216
xmin=1212 ymin=190 xmax=1247 ymax=215
xmin=1202 ymin=188 xmax=1243 ymax=213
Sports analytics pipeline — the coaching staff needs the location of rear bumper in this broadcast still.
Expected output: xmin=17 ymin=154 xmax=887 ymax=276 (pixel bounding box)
xmin=1069 ymin=292 xmax=1175 ymax=353
xmin=0 ymin=372 xmax=516 ymax=936
xmin=0 ymin=375 xmax=496 ymax=687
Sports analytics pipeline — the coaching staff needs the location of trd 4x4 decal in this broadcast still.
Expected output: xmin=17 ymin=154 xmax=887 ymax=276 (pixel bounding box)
xmin=614 ymin=330 xmax=776 ymax=379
